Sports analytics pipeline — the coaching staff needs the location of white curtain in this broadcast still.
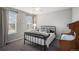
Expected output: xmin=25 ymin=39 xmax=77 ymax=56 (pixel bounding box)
xmin=2 ymin=8 xmax=8 ymax=45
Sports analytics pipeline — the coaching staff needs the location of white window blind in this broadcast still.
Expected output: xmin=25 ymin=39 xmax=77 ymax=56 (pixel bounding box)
xmin=8 ymin=10 xmax=17 ymax=34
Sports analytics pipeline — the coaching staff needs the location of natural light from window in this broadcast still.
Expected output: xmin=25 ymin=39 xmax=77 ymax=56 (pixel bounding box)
xmin=26 ymin=16 xmax=33 ymax=24
xmin=8 ymin=11 xmax=17 ymax=34
xmin=26 ymin=16 xmax=33 ymax=29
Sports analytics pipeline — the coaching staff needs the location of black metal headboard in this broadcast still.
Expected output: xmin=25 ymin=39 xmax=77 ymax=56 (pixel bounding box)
xmin=40 ymin=25 xmax=56 ymax=34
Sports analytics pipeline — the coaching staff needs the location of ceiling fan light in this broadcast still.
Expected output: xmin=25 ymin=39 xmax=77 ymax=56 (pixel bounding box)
xmin=35 ymin=8 xmax=40 ymax=11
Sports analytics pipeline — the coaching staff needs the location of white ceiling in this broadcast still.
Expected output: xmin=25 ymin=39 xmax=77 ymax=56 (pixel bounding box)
xmin=14 ymin=7 xmax=71 ymax=15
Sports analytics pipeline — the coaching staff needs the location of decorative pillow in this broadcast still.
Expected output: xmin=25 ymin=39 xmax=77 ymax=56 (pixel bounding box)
xmin=40 ymin=27 xmax=47 ymax=33
xmin=46 ymin=29 xmax=50 ymax=33
xmin=50 ymin=30 xmax=54 ymax=33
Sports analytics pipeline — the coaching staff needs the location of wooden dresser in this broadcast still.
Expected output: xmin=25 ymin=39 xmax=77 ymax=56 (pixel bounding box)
xmin=59 ymin=40 xmax=75 ymax=51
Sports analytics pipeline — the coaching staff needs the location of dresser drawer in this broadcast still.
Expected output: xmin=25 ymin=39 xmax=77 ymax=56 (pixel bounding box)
xmin=59 ymin=40 xmax=75 ymax=51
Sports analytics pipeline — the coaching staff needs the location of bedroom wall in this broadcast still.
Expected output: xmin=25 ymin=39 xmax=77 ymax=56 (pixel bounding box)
xmin=72 ymin=7 xmax=79 ymax=22
xmin=8 ymin=10 xmax=33 ymax=42
xmin=37 ymin=8 xmax=72 ymax=39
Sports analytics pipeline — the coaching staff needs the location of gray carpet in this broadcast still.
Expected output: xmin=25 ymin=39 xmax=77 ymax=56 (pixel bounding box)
xmin=0 ymin=39 xmax=59 ymax=51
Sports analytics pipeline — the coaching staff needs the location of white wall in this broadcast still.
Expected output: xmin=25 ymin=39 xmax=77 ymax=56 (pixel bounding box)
xmin=37 ymin=8 xmax=72 ymax=39
xmin=72 ymin=7 xmax=79 ymax=22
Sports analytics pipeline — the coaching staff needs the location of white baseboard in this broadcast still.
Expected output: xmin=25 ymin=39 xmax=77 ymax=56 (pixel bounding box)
xmin=7 ymin=37 xmax=24 ymax=43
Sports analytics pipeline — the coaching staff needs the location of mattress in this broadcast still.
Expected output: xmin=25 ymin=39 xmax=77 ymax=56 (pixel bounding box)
xmin=25 ymin=33 xmax=55 ymax=47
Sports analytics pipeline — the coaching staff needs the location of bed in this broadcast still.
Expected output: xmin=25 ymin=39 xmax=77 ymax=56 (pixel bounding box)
xmin=24 ymin=26 xmax=56 ymax=51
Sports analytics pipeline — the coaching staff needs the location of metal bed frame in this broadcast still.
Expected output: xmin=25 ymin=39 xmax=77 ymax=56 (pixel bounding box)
xmin=24 ymin=26 xmax=56 ymax=51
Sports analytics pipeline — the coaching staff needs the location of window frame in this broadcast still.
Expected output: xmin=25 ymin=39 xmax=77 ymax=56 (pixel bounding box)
xmin=8 ymin=10 xmax=17 ymax=34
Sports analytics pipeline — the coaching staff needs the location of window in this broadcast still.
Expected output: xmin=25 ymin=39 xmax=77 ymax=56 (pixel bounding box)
xmin=26 ymin=16 xmax=33 ymax=24
xmin=26 ymin=16 xmax=33 ymax=29
xmin=8 ymin=10 xmax=17 ymax=34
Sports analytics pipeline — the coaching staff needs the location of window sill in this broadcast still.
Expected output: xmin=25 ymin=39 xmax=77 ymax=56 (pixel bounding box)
xmin=8 ymin=32 xmax=17 ymax=35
